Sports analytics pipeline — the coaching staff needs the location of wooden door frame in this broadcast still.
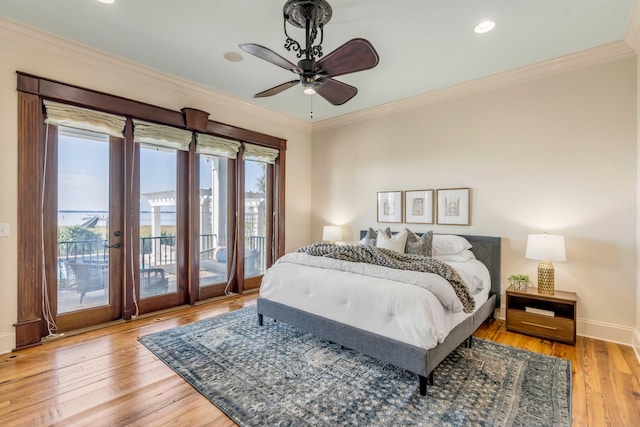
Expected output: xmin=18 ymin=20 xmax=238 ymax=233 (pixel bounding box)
xmin=14 ymin=72 xmax=286 ymax=350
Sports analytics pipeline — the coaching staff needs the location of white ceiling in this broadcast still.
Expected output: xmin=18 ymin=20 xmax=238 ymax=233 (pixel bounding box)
xmin=0 ymin=0 xmax=635 ymax=122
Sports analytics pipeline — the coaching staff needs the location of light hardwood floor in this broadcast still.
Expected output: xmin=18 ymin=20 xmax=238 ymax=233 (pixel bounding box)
xmin=1 ymin=293 xmax=639 ymax=426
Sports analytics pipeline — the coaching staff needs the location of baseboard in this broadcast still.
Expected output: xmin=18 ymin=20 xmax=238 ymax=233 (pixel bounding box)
xmin=1 ymin=312 xmax=635 ymax=357
xmin=576 ymin=318 xmax=634 ymax=346
xmin=0 ymin=331 xmax=15 ymax=355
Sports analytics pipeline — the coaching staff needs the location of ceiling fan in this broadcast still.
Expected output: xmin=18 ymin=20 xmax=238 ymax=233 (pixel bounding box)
xmin=239 ymin=0 xmax=379 ymax=106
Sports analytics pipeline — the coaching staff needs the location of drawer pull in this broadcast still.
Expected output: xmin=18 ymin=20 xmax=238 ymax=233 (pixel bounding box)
xmin=520 ymin=321 xmax=558 ymax=330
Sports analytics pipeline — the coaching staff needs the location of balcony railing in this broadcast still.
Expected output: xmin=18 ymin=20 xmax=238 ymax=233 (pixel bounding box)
xmin=57 ymin=239 xmax=108 ymax=291
xmin=140 ymin=235 xmax=177 ymax=271
xmin=57 ymin=233 xmax=266 ymax=285
xmin=58 ymin=239 xmax=108 ymax=264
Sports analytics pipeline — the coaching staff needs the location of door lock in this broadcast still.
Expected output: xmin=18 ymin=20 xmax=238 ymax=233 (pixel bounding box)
xmin=105 ymin=243 xmax=122 ymax=249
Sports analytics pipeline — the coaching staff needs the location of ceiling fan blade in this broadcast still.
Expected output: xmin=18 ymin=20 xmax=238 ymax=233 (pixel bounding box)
xmin=314 ymin=78 xmax=358 ymax=105
xmin=254 ymin=80 xmax=300 ymax=98
xmin=315 ymin=38 xmax=379 ymax=78
xmin=239 ymin=43 xmax=302 ymax=74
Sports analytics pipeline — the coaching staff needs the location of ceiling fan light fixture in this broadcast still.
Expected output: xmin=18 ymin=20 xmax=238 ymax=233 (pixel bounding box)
xmin=474 ymin=20 xmax=496 ymax=34
xmin=302 ymin=75 xmax=316 ymax=94
xmin=239 ymin=0 xmax=379 ymax=107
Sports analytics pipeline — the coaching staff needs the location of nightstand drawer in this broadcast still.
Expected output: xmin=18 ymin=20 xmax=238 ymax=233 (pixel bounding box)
xmin=507 ymin=309 xmax=575 ymax=343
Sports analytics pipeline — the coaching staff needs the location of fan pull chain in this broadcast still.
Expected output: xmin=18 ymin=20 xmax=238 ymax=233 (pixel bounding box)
xmin=310 ymin=95 xmax=313 ymax=120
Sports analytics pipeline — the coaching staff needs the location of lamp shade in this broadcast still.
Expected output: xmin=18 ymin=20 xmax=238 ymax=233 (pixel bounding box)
xmin=322 ymin=225 xmax=343 ymax=242
xmin=525 ymin=234 xmax=566 ymax=262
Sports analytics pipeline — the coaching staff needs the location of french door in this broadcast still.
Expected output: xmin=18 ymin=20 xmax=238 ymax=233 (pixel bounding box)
xmin=50 ymin=128 xmax=191 ymax=327
xmin=51 ymin=127 xmax=123 ymax=332
xmin=242 ymin=159 xmax=271 ymax=291
xmin=133 ymin=144 xmax=188 ymax=314
xmin=197 ymin=153 xmax=232 ymax=300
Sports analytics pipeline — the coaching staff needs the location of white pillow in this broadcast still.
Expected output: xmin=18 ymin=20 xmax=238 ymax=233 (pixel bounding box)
xmin=362 ymin=227 xmax=391 ymax=246
xmin=432 ymin=249 xmax=476 ymax=262
xmin=432 ymin=235 xmax=472 ymax=255
xmin=376 ymin=229 xmax=408 ymax=253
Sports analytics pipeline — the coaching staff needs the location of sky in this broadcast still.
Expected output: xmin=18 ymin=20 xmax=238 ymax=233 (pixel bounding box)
xmin=58 ymin=132 xmax=263 ymax=213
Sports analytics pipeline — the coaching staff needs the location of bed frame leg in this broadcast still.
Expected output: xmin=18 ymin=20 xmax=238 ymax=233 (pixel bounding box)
xmin=257 ymin=313 xmax=264 ymax=326
xmin=467 ymin=335 xmax=473 ymax=348
xmin=418 ymin=373 xmax=434 ymax=396
xmin=419 ymin=375 xmax=427 ymax=396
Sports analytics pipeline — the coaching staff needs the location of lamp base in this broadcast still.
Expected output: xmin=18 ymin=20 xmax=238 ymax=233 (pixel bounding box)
xmin=537 ymin=261 xmax=555 ymax=294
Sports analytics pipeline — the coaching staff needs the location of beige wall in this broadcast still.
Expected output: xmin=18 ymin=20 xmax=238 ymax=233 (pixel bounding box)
xmin=312 ymin=57 xmax=638 ymax=343
xmin=0 ymin=20 xmax=313 ymax=354
xmin=636 ymin=45 xmax=640 ymax=356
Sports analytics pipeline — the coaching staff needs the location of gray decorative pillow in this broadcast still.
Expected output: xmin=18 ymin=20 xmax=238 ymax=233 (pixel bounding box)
xmin=364 ymin=227 xmax=391 ymax=246
xmin=404 ymin=229 xmax=433 ymax=257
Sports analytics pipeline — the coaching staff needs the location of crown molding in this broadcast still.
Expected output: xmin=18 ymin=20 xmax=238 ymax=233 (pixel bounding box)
xmin=0 ymin=17 xmax=311 ymax=135
xmin=625 ymin=0 xmax=640 ymax=52
xmin=313 ymin=41 xmax=635 ymax=133
xmin=2 ymin=16 xmax=633 ymax=137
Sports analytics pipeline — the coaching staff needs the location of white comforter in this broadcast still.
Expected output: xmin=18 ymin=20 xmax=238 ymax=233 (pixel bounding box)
xmin=260 ymin=252 xmax=491 ymax=350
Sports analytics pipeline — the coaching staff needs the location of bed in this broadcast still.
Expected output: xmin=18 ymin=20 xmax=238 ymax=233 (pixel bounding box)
xmin=257 ymin=232 xmax=501 ymax=395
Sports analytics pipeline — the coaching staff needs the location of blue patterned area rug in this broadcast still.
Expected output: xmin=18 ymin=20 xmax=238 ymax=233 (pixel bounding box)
xmin=139 ymin=307 xmax=571 ymax=426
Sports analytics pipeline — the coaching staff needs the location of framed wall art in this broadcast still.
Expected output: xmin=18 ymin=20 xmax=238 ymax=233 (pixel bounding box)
xmin=404 ymin=190 xmax=434 ymax=224
xmin=436 ymin=188 xmax=470 ymax=225
xmin=377 ymin=191 xmax=403 ymax=223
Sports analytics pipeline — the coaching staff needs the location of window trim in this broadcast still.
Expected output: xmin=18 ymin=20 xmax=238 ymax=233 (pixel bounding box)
xmin=15 ymin=72 xmax=286 ymax=350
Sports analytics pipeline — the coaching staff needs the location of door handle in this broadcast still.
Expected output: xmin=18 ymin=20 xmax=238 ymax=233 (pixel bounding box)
xmin=105 ymin=243 xmax=122 ymax=249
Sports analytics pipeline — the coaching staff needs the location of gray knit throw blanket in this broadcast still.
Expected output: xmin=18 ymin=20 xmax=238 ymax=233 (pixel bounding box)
xmin=296 ymin=243 xmax=476 ymax=313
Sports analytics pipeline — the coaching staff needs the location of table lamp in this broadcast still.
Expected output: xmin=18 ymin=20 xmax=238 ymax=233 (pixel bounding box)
xmin=525 ymin=233 xmax=566 ymax=295
xmin=322 ymin=225 xmax=342 ymax=244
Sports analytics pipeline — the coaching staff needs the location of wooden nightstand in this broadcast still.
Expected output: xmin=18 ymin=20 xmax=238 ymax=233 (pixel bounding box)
xmin=505 ymin=286 xmax=577 ymax=345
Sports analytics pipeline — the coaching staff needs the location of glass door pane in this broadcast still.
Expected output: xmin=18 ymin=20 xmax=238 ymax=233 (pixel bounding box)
xmin=199 ymin=155 xmax=229 ymax=287
xmin=57 ymin=128 xmax=110 ymax=313
xmin=244 ymin=160 xmax=266 ymax=278
xmin=139 ymin=146 xmax=178 ymax=298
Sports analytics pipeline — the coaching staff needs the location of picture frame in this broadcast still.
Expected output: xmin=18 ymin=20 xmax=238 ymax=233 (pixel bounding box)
xmin=436 ymin=188 xmax=470 ymax=225
xmin=404 ymin=190 xmax=434 ymax=224
xmin=377 ymin=191 xmax=403 ymax=223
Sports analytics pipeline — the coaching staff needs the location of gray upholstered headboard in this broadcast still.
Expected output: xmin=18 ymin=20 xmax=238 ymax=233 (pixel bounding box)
xmin=359 ymin=231 xmax=501 ymax=308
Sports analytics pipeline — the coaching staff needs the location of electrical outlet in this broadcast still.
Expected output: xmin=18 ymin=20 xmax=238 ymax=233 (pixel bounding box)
xmin=0 ymin=223 xmax=10 ymax=237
